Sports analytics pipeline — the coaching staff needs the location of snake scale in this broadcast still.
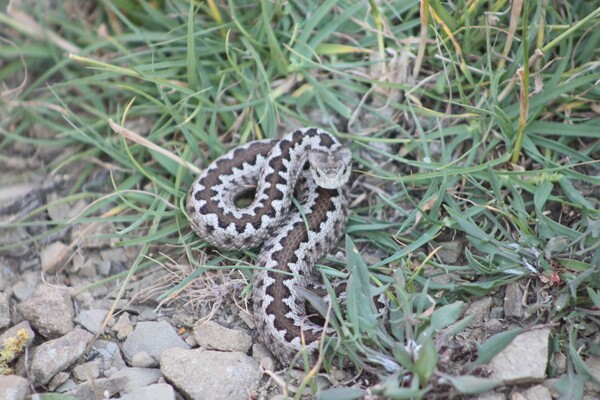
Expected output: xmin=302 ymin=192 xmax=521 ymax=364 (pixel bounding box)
xmin=186 ymin=128 xmax=352 ymax=365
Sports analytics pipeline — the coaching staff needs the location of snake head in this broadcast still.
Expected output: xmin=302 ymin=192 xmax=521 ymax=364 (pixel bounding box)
xmin=307 ymin=147 xmax=352 ymax=189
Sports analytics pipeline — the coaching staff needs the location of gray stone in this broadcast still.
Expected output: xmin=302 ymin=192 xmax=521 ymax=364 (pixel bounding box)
xmin=71 ymin=222 xmax=117 ymax=249
xmin=551 ymin=352 xmax=567 ymax=375
xmin=488 ymin=327 xmax=551 ymax=384
xmin=130 ymin=351 xmax=156 ymax=368
xmin=47 ymin=371 xmax=70 ymax=391
xmin=92 ymin=339 xmax=127 ymax=371
xmin=54 ymin=378 xmax=79 ymax=393
xmin=96 ymin=259 xmax=112 ymax=276
xmin=18 ymin=284 xmax=74 ymax=339
xmin=113 ymin=312 xmax=134 ymax=339
xmin=161 ymin=348 xmax=262 ymax=400
xmin=521 ymin=385 xmax=552 ymax=400
xmin=193 ymin=320 xmax=252 ymax=353
xmin=541 ymin=377 xmax=560 ymax=397
xmin=0 ymin=226 xmax=29 ymax=258
xmin=436 ymin=240 xmax=464 ymax=264
xmin=122 ymin=321 xmax=189 ymax=364
xmin=66 ymin=376 xmax=128 ymax=399
xmin=100 ymin=248 xmax=129 ymax=263
xmin=474 ymin=393 xmax=505 ymax=400
xmin=465 ymin=297 xmax=493 ymax=327
xmin=584 ymin=356 xmax=600 ymax=394
xmin=0 ymin=268 xmax=7 ymax=292
xmin=252 ymin=343 xmax=275 ymax=371
xmin=75 ymin=309 xmax=109 ymax=334
xmin=0 ymin=321 xmax=35 ymax=364
xmin=238 ymin=309 xmax=255 ymax=330
xmin=46 ymin=193 xmax=87 ymax=221
xmin=0 ymin=291 xmax=10 ymax=329
xmin=30 ymin=328 xmax=94 ymax=387
xmin=483 ymin=317 xmax=502 ymax=330
xmin=0 ymin=375 xmax=30 ymax=400
xmin=504 ymin=282 xmax=524 ymax=318
xmin=72 ymin=359 xmax=102 ymax=382
xmin=111 ymin=367 xmax=162 ymax=393
xmin=11 ymin=281 xmax=33 ymax=302
xmin=71 ymin=253 xmax=96 ymax=277
xmin=137 ymin=307 xmax=159 ymax=321
xmin=184 ymin=334 xmax=197 ymax=347
xmin=104 ymin=367 xmax=120 ymax=377
xmin=119 ymin=383 xmax=175 ymax=400
xmin=40 ymin=241 xmax=68 ymax=274
xmin=489 ymin=306 xmax=504 ymax=319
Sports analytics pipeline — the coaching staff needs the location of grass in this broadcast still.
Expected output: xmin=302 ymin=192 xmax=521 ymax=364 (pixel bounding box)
xmin=1 ymin=0 xmax=599 ymax=398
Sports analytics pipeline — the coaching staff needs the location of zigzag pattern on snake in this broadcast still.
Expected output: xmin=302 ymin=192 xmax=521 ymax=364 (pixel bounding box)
xmin=186 ymin=128 xmax=351 ymax=365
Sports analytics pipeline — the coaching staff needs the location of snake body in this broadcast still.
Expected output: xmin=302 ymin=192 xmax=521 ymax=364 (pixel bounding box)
xmin=186 ymin=128 xmax=351 ymax=364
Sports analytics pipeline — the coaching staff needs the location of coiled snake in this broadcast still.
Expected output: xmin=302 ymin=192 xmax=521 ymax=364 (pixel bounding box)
xmin=186 ymin=128 xmax=351 ymax=365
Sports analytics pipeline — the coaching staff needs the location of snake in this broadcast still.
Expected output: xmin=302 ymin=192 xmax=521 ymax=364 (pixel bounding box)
xmin=186 ymin=127 xmax=351 ymax=365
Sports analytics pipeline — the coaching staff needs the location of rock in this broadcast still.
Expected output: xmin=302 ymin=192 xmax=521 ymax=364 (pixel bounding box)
xmin=120 ymin=383 xmax=176 ymax=400
xmin=75 ymin=309 xmax=108 ymax=334
xmin=0 ymin=291 xmax=10 ymax=329
xmin=40 ymin=241 xmax=69 ymax=274
xmin=72 ymin=360 xmax=102 ymax=382
xmin=0 ymin=375 xmax=30 ymax=400
xmin=92 ymin=339 xmax=127 ymax=371
xmin=71 ymin=222 xmax=116 ymax=249
xmin=111 ymin=367 xmax=162 ymax=393
xmin=238 ymin=309 xmax=255 ymax=330
xmin=130 ymin=351 xmax=156 ymax=368
xmin=113 ymin=312 xmax=134 ymax=339
xmin=504 ymin=282 xmax=524 ymax=318
xmin=483 ymin=319 xmax=503 ymax=335
xmin=0 ymin=321 xmax=35 ymax=364
xmin=71 ymin=252 xmax=96 ymax=277
xmin=122 ymin=321 xmax=189 ymax=365
xmin=48 ymin=371 xmax=70 ymax=391
xmin=96 ymin=259 xmax=112 ymax=276
xmin=252 ymin=343 xmax=275 ymax=371
xmin=488 ymin=327 xmax=551 ymax=384
xmin=55 ymin=378 xmax=79 ymax=393
xmin=0 ymin=266 xmax=8 ymax=292
xmin=18 ymin=284 xmax=74 ymax=339
xmin=46 ymin=192 xmax=87 ymax=221
xmin=584 ymin=356 xmax=600 ymax=394
xmin=541 ymin=377 xmax=560 ymax=397
xmin=65 ymin=376 xmax=128 ymax=399
xmin=161 ymin=348 xmax=262 ymax=400
xmin=138 ymin=307 xmax=159 ymax=321
xmin=436 ymin=240 xmax=464 ymax=264
xmin=11 ymin=281 xmax=33 ymax=302
xmin=0 ymin=226 xmax=29 ymax=258
xmin=184 ymin=334 xmax=197 ymax=347
xmin=466 ymin=297 xmax=493 ymax=327
xmin=475 ymin=393 xmax=505 ymax=400
xmin=551 ymin=352 xmax=567 ymax=375
xmin=30 ymin=328 xmax=94 ymax=387
xmin=520 ymin=384 xmax=552 ymax=400
xmin=100 ymin=248 xmax=129 ymax=263
xmin=489 ymin=306 xmax=504 ymax=319
xmin=193 ymin=321 xmax=252 ymax=353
